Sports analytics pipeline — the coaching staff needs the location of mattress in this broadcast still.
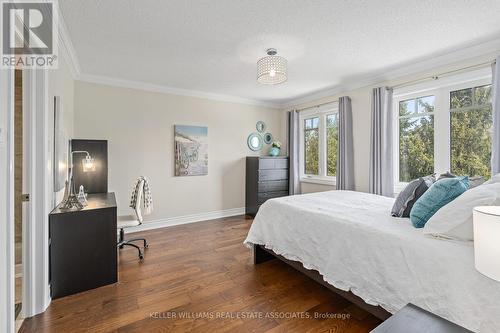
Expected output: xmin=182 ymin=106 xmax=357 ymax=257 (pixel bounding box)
xmin=243 ymin=190 xmax=500 ymax=332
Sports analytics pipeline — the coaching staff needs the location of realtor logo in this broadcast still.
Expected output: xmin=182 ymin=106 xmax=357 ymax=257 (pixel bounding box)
xmin=1 ymin=0 xmax=58 ymax=68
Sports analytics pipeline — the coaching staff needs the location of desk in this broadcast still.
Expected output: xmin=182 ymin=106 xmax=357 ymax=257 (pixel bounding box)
xmin=49 ymin=193 xmax=117 ymax=299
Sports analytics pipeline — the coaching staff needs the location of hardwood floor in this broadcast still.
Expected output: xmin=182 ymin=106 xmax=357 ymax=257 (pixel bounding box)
xmin=20 ymin=216 xmax=381 ymax=333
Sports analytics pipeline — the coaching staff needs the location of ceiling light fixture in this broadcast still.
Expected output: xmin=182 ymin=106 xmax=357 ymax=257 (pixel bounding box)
xmin=257 ymin=48 xmax=287 ymax=85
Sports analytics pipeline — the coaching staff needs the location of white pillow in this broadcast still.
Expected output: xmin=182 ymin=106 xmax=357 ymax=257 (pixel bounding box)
xmin=423 ymin=182 xmax=500 ymax=241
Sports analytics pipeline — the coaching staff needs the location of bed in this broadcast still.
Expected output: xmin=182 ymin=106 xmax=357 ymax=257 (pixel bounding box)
xmin=243 ymin=190 xmax=500 ymax=332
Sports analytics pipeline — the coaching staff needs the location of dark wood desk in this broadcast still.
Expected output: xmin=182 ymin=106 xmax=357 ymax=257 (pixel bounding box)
xmin=49 ymin=193 xmax=117 ymax=299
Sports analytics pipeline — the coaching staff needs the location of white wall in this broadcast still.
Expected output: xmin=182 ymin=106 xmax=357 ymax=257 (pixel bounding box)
xmin=48 ymin=56 xmax=75 ymax=205
xmin=73 ymin=81 xmax=284 ymax=221
xmin=295 ymin=53 xmax=499 ymax=194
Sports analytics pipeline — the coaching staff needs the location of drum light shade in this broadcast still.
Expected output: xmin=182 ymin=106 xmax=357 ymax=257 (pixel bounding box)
xmin=257 ymin=48 xmax=287 ymax=85
xmin=473 ymin=206 xmax=500 ymax=282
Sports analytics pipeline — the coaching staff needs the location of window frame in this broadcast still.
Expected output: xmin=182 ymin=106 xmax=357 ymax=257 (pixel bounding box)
xmin=392 ymin=68 xmax=492 ymax=193
xmin=299 ymin=102 xmax=339 ymax=186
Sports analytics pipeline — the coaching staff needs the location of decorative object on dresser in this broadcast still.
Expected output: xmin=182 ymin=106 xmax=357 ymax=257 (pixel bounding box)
xmin=174 ymin=125 xmax=208 ymax=176
xmin=245 ymin=156 xmax=289 ymax=216
xmin=49 ymin=193 xmax=117 ymax=299
xmin=371 ymin=303 xmax=472 ymax=333
xmin=268 ymin=140 xmax=281 ymax=157
xmin=60 ymin=145 xmax=96 ymax=210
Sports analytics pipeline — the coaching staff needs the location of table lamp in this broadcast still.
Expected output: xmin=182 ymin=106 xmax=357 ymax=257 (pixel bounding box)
xmin=60 ymin=149 xmax=95 ymax=210
xmin=473 ymin=206 xmax=500 ymax=282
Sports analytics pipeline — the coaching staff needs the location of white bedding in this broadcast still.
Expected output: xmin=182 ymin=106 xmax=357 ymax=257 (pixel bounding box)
xmin=244 ymin=190 xmax=500 ymax=332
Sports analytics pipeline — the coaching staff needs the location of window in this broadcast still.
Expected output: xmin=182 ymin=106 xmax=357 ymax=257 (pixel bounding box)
xmin=304 ymin=117 xmax=319 ymax=175
xmin=398 ymin=96 xmax=435 ymax=182
xmin=299 ymin=104 xmax=339 ymax=184
xmin=326 ymin=114 xmax=339 ymax=176
xmin=450 ymin=85 xmax=492 ymax=178
xmin=394 ymin=72 xmax=492 ymax=189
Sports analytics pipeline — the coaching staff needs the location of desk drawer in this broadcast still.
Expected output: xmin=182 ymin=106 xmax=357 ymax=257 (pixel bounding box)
xmin=259 ymin=158 xmax=288 ymax=170
xmin=258 ymin=180 xmax=288 ymax=192
xmin=259 ymin=169 xmax=288 ymax=181
xmin=258 ymin=191 xmax=289 ymax=204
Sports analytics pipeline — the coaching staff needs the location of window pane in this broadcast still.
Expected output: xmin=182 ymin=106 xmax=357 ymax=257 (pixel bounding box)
xmin=304 ymin=117 xmax=319 ymax=175
xmin=450 ymin=88 xmax=473 ymax=109
xmin=399 ymin=115 xmax=434 ymax=182
xmin=326 ymin=114 xmax=338 ymax=176
xmin=417 ymin=96 xmax=434 ymax=113
xmin=451 ymin=108 xmax=492 ymax=178
xmin=399 ymin=99 xmax=416 ymax=116
xmin=474 ymin=85 xmax=492 ymax=106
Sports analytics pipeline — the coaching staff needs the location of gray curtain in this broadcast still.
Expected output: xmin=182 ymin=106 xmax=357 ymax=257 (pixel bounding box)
xmin=492 ymin=56 xmax=500 ymax=175
xmin=369 ymin=87 xmax=394 ymax=197
xmin=336 ymin=96 xmax=355 ymax=190
xmin=288 ymin=110 xmax=300 ymax=194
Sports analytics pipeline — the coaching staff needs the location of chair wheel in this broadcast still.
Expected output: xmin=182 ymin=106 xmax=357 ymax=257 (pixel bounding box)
xmin=139 ymin=254 xmax=144 ymax=261
xmin=145 ymin=243 xmax=149 ymax=249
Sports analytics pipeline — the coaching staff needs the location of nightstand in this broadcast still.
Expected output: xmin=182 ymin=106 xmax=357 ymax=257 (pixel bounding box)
xmin=371 ymin=303 xmax=473 ymax=333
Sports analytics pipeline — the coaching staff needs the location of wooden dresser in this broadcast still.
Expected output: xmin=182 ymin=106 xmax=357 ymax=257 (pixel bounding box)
xmin=245 ymin=156 xmax=289 ymax=216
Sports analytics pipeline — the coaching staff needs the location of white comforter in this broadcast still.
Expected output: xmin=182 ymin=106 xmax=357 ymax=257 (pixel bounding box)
xmin=244 ymin=190 xmax=500 ymax=332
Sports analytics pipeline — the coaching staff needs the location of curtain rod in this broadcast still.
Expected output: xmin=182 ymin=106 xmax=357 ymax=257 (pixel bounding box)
xmin=392 ymin=59 xmax=496 ymax=90
xmin=294 ymin=100 xmax=338 ymax=113
xmin=291 ymin=59 xmax=496 ymax=112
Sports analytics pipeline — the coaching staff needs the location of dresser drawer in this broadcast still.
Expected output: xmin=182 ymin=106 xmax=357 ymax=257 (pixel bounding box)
xmin=259 ymin=169 xmax=288 ymax=181
xmin=258 ymin=180 xmax=288 ymax=192
xmin=259 ymin=158 xmax=289 ymax=170
xmin=258 ymin=191 xmax=289 ymax=204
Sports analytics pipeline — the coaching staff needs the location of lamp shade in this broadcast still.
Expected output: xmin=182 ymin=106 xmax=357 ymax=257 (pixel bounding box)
xmin=473 ymin=206 xmax=500 ymax=281
xmin=257 ymin=48 xmax=287 ymax=85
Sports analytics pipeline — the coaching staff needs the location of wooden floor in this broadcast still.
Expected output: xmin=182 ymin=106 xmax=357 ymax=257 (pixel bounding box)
xmin=20 ymin=216 xmax=381 ymax=333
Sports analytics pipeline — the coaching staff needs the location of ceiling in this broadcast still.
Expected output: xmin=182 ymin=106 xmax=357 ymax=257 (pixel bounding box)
xmin=60 ymin=0 xmax=500 ymax=107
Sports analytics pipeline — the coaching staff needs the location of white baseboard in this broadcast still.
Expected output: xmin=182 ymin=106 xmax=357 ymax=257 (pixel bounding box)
xmin=123 ymin=207 xmax=246 ymax=234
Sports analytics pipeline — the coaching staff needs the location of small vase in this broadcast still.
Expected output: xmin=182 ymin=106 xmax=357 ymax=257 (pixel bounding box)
xmin=269 ymin=147 xmax=280 ymax=157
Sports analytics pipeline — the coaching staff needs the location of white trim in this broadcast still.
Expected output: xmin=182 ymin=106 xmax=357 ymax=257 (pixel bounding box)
xmin=123 ymin=207 xmax=245 ymax=234
xmin=283 ymin=38 xmax=500 ymax=108
xmin=0 ymin=68 xmax=15 ymax=333
xmin=77 ymin=74 xmax=281 ymax=109
xmin=23 ymin=69 xmax=51 ymax=318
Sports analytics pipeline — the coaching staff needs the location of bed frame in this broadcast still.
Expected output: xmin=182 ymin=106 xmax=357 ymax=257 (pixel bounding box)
xmin=253 ymin=244 xmax=391 ymax=320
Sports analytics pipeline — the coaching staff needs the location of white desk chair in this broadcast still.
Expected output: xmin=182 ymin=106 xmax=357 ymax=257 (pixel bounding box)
xmin=117 ymin=179 xmax=149 ymax=260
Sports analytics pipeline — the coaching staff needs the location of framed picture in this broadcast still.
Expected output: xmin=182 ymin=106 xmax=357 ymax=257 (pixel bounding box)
xmin=174 ymin=125 xmax=208 ymax=176
xmin=53 ymin=96 xmax=68 ymax=191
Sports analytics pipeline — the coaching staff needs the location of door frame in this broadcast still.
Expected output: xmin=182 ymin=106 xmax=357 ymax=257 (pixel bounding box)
xmin=22 ymin=69 xmax=51 ymax=318
xmin=0 ymin=67 xmax=51 ymax=333
xmin=1 ymin=68 xmax=15 ymax=333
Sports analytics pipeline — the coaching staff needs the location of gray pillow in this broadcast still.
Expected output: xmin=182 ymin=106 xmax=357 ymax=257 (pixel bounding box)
xmin=469 ymin=176 xmax=485 ymax=189
xmin=391 ymin=175 xmax=435 ymax=217
xmin=438 ymin=171 xmax=456 ymax=180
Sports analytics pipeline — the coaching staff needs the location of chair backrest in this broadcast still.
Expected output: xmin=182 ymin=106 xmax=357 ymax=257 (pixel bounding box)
xmin=132 ymin=179 xmax=145 ymax=224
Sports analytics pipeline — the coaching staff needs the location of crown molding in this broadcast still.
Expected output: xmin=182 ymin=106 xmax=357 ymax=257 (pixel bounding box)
xmin=56 ymin=3 xmax=81 ymax=79
xmin=77 ymin=73 xmax=282 ymax=109
xmin=282 ymin=36 xmax=500 ymax=109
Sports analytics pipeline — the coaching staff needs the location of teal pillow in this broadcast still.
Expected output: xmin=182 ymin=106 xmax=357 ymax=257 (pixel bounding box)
xmin=410 ymin=176 xmax=469 ymax=228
